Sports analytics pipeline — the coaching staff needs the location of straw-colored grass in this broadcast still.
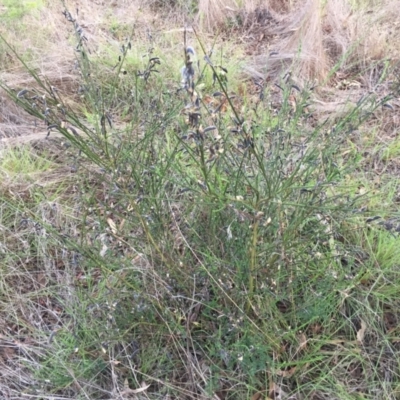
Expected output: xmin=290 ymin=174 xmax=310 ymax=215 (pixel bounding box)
xmin=244 ymin=0 xmax=400 ymax=82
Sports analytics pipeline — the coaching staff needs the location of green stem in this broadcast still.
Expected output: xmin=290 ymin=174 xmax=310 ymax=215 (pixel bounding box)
xmin=247 ymin=219 xmax=259 ymax=312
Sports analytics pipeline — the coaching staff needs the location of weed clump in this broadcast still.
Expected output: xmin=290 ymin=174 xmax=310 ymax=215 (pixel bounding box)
xmin=1 ymin=3 xmax=400 ymax=400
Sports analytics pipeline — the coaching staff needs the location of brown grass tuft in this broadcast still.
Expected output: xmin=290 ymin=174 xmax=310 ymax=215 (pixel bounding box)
xmin=197 ymin=0 xmax=240 ymax=31
xmin=244 ymin=0 xmax=400 ymax=83
xmin=276 ymin=0 xmax=329 ymax=81
xmin=196 ymin=0 xmax=290 ymax=31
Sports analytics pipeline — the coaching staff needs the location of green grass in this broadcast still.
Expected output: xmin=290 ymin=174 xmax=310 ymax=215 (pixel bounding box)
xmin=1 ymin=3 xmax=400 ymax=399
xmin=1 ymin=0 xmax=44 ymax=24
xmin=0 ymin=0 xmax=46 ymax=67
xmin=0 ymin=145 xmax=54 ymax=175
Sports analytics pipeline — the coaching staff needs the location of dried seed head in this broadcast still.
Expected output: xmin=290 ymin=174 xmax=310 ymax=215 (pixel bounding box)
xmin=203 ymin=125 xmax=216 ymax=134
xmin=17 ymin=89 xmax=29 ymax=98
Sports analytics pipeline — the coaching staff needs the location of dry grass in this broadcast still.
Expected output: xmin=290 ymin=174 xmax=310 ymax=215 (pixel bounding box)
xmin=2 ymin=0 xmax=399 ymax=104
xmin=0 ymin=0 xmax=168 ymax=141
xmin=197 ymin=0 xmax=241 ymax=31
xmin=242 ymin=0 xmax=400 ymax=82
xmin=197 ymin=0 xmax=292 ymax=31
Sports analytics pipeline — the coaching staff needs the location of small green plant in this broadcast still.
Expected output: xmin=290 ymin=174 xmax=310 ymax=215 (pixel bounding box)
xmin=1 ymin=0 xmax=44 ymax=24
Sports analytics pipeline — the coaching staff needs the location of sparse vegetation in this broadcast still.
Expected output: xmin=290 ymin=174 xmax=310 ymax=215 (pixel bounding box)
xmin=1 ymin=1 xmax=400 ymax=399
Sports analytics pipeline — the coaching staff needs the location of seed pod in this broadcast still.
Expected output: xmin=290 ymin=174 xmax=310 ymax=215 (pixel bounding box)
xmin=203 ymin=125 xmax=216 ymax=133
xmin=68 ymin=126 xmax=79 ymax=136
xmin=291 ymin=84 xmax=301 ymax=92
xmin=17 ymin=89 xmax=29 ymax=98
xmin=366 ymin=216 xmax=382 ymax=223
xmin=106 ymin=113 xmax=112 ymax=128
